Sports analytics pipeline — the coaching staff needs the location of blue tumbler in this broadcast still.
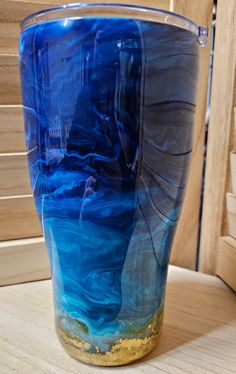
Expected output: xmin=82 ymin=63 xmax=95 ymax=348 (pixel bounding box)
xmin=19 ymin=3 xmax=208 ymax=366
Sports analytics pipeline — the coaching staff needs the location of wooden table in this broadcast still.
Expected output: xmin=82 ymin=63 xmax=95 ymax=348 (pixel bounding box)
xmin=0 ymin=266 xmax=235 ymax=374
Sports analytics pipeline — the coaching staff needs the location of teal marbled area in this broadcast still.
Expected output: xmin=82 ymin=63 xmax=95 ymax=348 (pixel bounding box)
xmin=19 ymin=17 xmax=199 ymax=352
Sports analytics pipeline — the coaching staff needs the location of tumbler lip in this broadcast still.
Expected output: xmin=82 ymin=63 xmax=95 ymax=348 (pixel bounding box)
xmin=20 ymin=2 xmax=208 ymax=46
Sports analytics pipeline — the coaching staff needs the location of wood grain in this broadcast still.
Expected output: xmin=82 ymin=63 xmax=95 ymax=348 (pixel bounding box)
xmin=0 ymin=1 xmax=63 ymax=53
xmin=234 ymin=108 xmax=236 ymax=145
xmin=170 ymin=0 xmax=213 ymax=269
xmin=217 ymin=236 xmax=236 ymax=291
xmin=0 ymin=266 xmax=235 ymax=373
xmin=0 ymin=0 xmax=170 ymax=22
xmin=0 ymin=54 xmax=21 ymax=104
xmin=0 ymin=0 xmax=58 ymax=22
xmin=0 ymin=22 xmax=20 ymax=55
xmin=0 ymin=195 xmax=42 ymax=240
xmin=0 ymin=237 xmax=50 ymax=286
xmin=230 ymin=152 xmax=236 ymax=194
xmin=0 ymin=153 xmax=31 ymax=196
xmin=199 ymin=0 xmax=236 ymax=274
xmin=0 ymin=0 xmax=170 ymax=96
xmin=0 ymin=0 xmax=170 ymax=54
xmin=226 ymin=193 xmax=236 ymax=239
xmin=0 ymin=105 xmax=25 ymax=152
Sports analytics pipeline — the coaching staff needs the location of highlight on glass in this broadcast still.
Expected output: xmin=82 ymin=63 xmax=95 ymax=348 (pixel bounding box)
xmin=19 ymin=3 xmax=208 ymax=366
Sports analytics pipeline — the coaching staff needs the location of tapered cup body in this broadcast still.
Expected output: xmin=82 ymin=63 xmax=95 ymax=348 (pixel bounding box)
xmin=19 ymin=4 xmax=201 ymax=366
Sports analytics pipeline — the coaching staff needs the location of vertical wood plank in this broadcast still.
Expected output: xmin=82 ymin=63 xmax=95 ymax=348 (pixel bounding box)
xmin=170 ymin=0 xmax=213 ymax=269
xmin=230 ymin=152 xmax=236 ymax=195
xmin=199 ymin=0 xmax=236 ymax=274
xmin=226 ymin=193 xmax=236 ymax=239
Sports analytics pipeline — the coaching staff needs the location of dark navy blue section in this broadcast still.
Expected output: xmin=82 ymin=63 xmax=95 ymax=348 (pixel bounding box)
xmin=19 ymin=17 xmax=199 ymax=350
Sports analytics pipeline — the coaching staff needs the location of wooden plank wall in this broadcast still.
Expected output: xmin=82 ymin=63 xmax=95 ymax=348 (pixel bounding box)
xmin=0 ymin=0 xmax=171 ymax=54
xmin=0 ymin=0 xmax=58 ymax=285
xmin=0 ymin=0 xmax=213 ymax=285
xmin=199 ymin=0 xmax=236 ymax=290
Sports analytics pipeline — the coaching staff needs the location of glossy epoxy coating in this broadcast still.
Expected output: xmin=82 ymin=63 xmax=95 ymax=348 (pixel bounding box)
xmin=19 ymin=17 xmax=199 ymax=365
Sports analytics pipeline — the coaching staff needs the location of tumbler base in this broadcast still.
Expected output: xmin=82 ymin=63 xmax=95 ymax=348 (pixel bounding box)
xmin=56 ymin=314 xmax=163 ymax=367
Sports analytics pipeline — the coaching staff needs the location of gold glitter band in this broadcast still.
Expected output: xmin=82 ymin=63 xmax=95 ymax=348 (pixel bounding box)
xmin=56 ymin=309 xmax=163 ymax=366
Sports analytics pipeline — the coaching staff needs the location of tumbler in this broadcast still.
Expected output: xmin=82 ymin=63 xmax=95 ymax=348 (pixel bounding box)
xmin=19 ymin=3 xmax=208 ymax=366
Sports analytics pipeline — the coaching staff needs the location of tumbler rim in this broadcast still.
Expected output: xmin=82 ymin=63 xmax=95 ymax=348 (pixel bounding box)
xmin=20 ymin=2 xmax=208 ymax=46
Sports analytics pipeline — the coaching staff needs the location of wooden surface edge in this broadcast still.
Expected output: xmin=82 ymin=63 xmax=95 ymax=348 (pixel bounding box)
xmin=216 ymin=236 xmax=236 ymax=291
xmin=0 ymin=236 xmax=50 ymax=286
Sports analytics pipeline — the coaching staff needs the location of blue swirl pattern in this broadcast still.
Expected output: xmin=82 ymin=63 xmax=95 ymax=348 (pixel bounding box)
xmin=19 ymin=17 xmax=199 ymax=356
